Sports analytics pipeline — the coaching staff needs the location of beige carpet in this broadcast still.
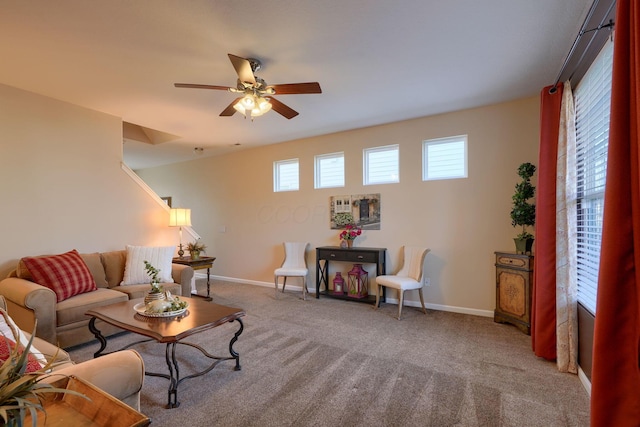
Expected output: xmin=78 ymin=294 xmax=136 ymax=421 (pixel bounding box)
xmin=69 ymin=281 xmax=590 ymax=426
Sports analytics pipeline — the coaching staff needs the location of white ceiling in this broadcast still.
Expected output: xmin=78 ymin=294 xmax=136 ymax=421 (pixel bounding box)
xmin=0 ymin=0 xmax=592 ymax=169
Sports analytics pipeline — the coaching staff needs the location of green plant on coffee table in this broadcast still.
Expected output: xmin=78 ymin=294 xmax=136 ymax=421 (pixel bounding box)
xmin=143 ymin=260 xmax=163 ymax=293
xmin=168 ymin=297 xmax=188 ymax=311
xmin=0 ymin=322 xmax=87 ymax=425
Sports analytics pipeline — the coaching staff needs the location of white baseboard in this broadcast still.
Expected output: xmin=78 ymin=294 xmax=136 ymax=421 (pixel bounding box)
xmin=578 ymin=366 xmax=592 ymax=396
xmin=200 ymin=273 xmax=493 ymax=318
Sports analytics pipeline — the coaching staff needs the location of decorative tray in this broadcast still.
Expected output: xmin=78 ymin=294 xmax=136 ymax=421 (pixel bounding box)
xmin=133 ymin=302 xmax=188 ymax=318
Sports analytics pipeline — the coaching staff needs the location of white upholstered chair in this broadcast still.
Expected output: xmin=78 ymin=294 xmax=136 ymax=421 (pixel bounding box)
xmin=274 ymin=242 xmax=309 ymax=300
xmin=375 ymin=246 xmax=430 ymax=320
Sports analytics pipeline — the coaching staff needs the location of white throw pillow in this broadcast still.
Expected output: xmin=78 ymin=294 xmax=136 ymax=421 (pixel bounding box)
xmin=121 ymin=245 xmax=175 ymax=285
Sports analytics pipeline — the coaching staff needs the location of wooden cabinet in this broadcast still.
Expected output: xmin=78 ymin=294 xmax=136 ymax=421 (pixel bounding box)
xmin=494 ymin=251 xmax=534 ymax=335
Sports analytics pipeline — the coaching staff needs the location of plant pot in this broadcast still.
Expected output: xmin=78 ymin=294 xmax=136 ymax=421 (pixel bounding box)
xmin=514 ymin=238 xmax=534 ymax=254
xmin=144 ymin=290 xmax=166 ymax=305
xmin=190 ymin=251 xmax=200 ymax=260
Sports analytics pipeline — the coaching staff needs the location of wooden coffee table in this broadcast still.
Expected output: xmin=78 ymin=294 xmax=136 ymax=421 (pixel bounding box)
xmin=86 ymin=296 xmax=245 ymax=408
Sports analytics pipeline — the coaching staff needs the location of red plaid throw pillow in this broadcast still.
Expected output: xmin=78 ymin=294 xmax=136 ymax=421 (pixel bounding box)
xmin=22 ymin=249 xmax=97 ymax=302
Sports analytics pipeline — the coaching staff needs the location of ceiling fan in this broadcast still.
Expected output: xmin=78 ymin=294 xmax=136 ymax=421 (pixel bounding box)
xmin=174 ymin=54 xmax=322 ymax=120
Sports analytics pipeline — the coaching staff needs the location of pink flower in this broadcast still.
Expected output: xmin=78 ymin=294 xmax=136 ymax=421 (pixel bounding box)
xmin=339 ymin=224 xmax=362 ymax=240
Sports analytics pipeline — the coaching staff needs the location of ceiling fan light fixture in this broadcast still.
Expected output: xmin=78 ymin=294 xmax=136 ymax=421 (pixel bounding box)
xmin=257 ymin=97 xmax=272 ymax=113
xmin=233 ymin=102 xmax=245 ymax=114
xmin=241 ymin=94 xmax=256 ymax=108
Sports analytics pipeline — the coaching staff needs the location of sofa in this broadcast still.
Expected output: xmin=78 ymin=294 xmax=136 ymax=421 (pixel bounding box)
xmin=0 ymin=249 xmax=194 ymax=348
xmin=0 ymin=295 xmax=145 ymax=411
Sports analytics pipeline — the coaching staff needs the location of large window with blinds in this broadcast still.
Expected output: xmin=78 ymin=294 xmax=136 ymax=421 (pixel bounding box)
xmin=574 ymin=39 xmax=613 ymax=315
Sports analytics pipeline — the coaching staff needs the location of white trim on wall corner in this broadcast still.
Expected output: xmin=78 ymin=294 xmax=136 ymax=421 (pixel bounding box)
xmin=578 ymin=367 xmax=592 ymax=396
xmin=121 ymin=162 xmax=200 ymax=241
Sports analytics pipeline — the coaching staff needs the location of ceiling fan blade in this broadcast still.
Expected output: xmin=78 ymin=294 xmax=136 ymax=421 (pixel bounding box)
xmin=174 ymin=83 xmax=232 ymax=91
xmin=220 ymin=97 xmax=243 ymax=116
xmin=268 ymin=82 xmax=322 ymax=95
xmin=228 ymin=54 xmax=256 ymax=85
xmin=266 ymin=97 xmax=299 ymax=119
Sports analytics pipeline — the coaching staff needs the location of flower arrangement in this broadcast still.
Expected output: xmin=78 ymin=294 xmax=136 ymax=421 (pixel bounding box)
xmin=186 ymin=240 xmax=207 ymax=255
xmin=143 ymin=260 xmax=162 ymax=293
xmin=333 ymin=213 xmax=354 ymax=227
xmin=339 ymin=223 xmax=362 ymax=241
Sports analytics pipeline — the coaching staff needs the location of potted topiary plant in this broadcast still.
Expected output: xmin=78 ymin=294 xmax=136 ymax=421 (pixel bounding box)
xmin=510 ymin=162 xmax=537 ymax=254
xmin=186 ymin=239 xmax=206 ymax=260
xmin=143 ymin=260 xmax=165 ymax=305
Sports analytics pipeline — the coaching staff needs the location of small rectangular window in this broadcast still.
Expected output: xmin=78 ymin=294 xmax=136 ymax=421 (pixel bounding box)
xmin=274 ymin=159 xmax=299 ymax=192
xmin=422 ymin=136 xmax=468 ymax=181
xmin=315 ymin=152 xmax=344 ymax=189
xmin=364 ymin=145 xmax=399 ymax=185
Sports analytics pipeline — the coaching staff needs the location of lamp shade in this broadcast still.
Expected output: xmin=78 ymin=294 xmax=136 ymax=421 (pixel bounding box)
xmin=169 ymin=208 xmax=191 ymax=227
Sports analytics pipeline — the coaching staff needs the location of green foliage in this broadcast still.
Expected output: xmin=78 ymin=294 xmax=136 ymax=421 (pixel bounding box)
xmin=143 ymin=261 xmax=163 ymax=293
xmin=0 ymin=322 xmax=88 ymax=425
xmin=186 ymin=240 xmax=206 ymax=254
xmin=510 ymin=162 xmax=536 ymax=239
xmin=333 ymin=213 xmax=354 ymax=227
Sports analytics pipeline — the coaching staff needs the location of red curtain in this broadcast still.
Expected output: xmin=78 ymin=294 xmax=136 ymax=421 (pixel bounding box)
xmin=531 ymin=83 xmax=563 ymax=360
xmin=591 ymin=1 xmax=640 ymax=425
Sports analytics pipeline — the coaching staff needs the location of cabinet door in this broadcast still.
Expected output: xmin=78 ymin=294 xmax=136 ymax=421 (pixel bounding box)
xmin=496 ymin=267 xmax=528 ymax=318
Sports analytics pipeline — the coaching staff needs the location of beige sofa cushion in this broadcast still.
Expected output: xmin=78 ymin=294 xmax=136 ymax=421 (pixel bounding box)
xmin=80 ymin=253 xmax=109 ymax=288
xmin=101 ymin=250 xmax=126 ymax=288
xmin=56 ymin=288 xmax=128 ymax=327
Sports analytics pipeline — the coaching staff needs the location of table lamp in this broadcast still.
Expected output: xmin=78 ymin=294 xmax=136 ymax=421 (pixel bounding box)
xmin=169 ymin=208 xmax=191 ymax=257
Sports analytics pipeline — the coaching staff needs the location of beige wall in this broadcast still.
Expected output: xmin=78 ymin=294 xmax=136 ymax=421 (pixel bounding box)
xmin=0 ymin=84 xmax=177 ymax=278
xmin=138 ymin=96 xmax=540 ymax=316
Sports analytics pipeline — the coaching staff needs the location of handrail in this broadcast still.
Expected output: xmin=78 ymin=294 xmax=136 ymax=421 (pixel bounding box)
xmin=120 ymin=162 xmax=200 ymax=241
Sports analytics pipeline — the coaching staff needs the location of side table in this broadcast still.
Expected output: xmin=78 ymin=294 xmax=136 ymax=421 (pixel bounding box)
xmin=172 ymin=256 xmax=216 ymax=301
xmin=494 ymin=251 xmax=534 ymax=334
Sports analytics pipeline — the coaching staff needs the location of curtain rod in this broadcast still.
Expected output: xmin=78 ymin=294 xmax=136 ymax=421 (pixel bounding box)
xmin=549 ymin=0 xmax=615 ymax=94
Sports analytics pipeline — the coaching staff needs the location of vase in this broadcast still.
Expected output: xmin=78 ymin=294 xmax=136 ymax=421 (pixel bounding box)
xmin=340 ymin=240 xmax=347 ymax=249
xmin=144 ymin=290 xmax=166 ymax=305
xmin=347 ymin=239 xmax=354 ymax=248
xmin=190 ymin=251 xmax=201 ymax=260
xmin=513 ymin=238 xmax=534 ymax=254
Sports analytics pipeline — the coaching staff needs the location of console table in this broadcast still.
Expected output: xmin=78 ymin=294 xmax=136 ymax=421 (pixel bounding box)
xmin=315 ymin=246 xmax=386 ymax=304
xmin=172 ymin=256 xmax=216 ymax=301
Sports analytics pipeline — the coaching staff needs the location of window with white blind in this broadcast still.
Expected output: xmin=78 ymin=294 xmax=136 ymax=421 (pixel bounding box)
xmin=422 ymin=135 xmax=468 ymax=181
xmin=314 ymin=152 xmax=344 ymax=189
xmin=364 ymin=145 xmax=399 ymax=185
xmin=574 ymin=39 xmax=613 ymax=315
xmin=273 ymin=159 xmax=299 ymax=192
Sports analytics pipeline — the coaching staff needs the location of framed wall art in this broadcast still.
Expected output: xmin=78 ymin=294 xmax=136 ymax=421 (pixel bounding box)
xmin=330 ymin=193 xmax=380 ymax=230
